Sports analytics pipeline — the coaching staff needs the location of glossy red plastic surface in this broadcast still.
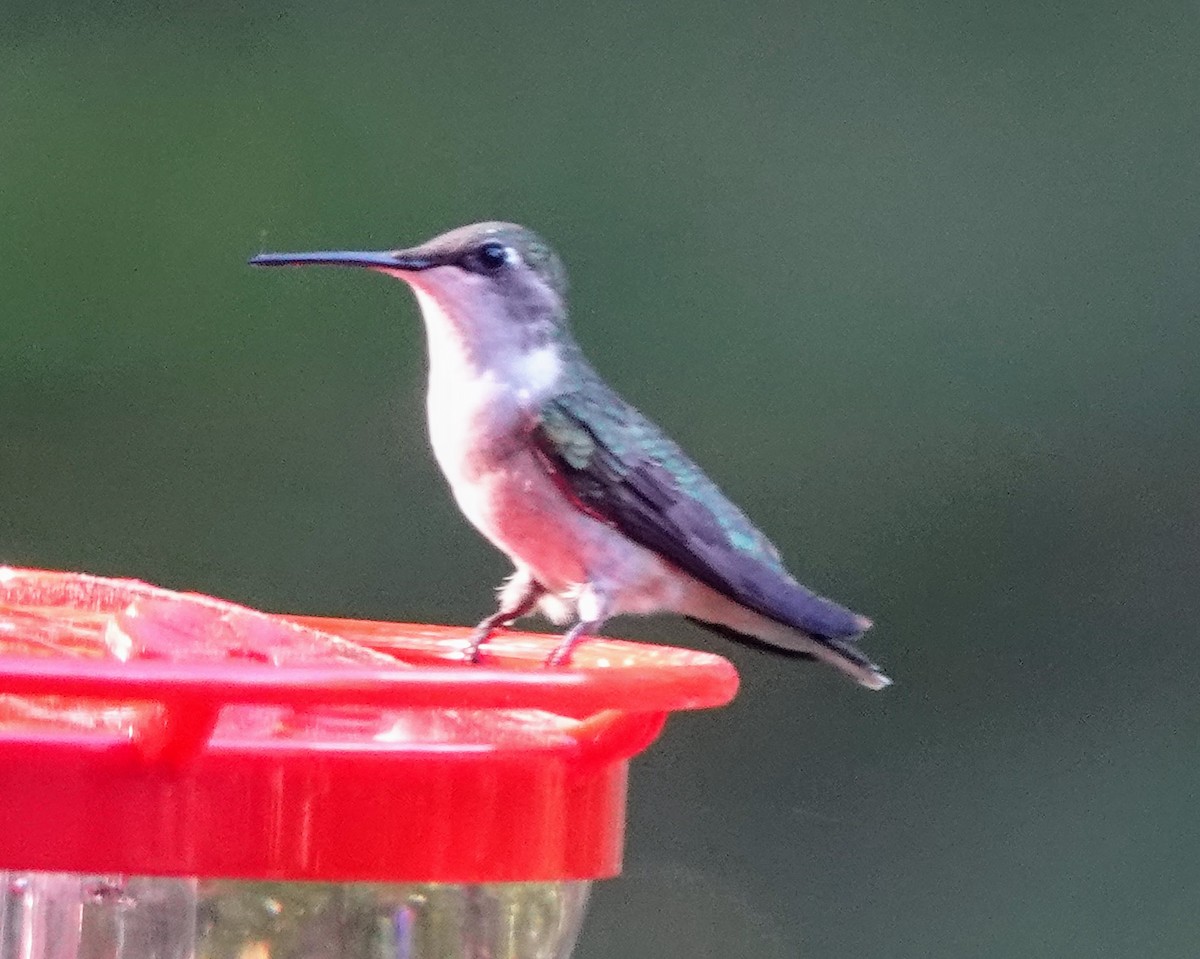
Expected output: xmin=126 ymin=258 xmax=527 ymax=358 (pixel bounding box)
xmin=0 ymin=567 xmax=737 ymax=882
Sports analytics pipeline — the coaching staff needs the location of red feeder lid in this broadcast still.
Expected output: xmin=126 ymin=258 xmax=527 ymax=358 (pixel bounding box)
xmin=0 ymin=567 xmax=737 ymax=883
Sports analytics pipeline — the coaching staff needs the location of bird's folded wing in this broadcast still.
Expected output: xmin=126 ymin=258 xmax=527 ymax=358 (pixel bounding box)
xmin=531 ymin=387 xmax=867 ymax=641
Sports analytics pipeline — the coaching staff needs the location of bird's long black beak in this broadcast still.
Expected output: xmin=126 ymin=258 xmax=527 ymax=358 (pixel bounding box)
xmin=247 ymin=250 xmax=436 ymax=270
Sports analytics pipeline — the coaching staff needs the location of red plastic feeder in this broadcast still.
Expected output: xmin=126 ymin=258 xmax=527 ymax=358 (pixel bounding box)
xmin=0 ymin=566 xmax=737 ymax=959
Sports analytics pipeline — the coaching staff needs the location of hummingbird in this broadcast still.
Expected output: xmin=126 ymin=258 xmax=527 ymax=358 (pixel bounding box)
xmin=249 ymin=223 xmax=890 ymax=689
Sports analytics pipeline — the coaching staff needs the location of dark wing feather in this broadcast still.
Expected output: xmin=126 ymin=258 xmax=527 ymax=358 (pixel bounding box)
xmin=532 ymin=379 xmax=868 ymax=641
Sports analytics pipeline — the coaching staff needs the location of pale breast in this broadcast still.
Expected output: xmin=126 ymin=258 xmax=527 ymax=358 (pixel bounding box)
xmin=416 ymin=286 xmax=560 ymax=552
xmin=426 ymin=375 xmax=628 ymax=595
xmin=412 ymin=284 xmax=686 ymax=612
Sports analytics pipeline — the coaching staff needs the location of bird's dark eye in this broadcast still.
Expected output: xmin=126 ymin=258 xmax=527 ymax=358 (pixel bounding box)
xmin=468 ymin=241 xmax=512 ymax=274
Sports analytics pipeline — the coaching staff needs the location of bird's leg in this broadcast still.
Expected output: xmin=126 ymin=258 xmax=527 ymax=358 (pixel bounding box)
xmin=465 ymin=569 xmax=545 ymax=662
xmin=545 ymin=584 xmax=610 ymax=668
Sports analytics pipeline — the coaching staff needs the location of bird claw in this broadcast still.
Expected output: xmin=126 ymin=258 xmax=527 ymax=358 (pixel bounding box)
xmin=543 ymin=644 xmax=574 ymax=669
xmin=545 ymin=631 xmax=589 ymax=668
xmin=462 ymin=628 xmax=493 ymax=664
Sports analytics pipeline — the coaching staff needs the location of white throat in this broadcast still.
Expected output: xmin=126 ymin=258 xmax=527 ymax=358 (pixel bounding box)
xmin=412 ymin=286 xmax=563 ymax=398
xmin=411 ymin=286 xmax=564 ymax=478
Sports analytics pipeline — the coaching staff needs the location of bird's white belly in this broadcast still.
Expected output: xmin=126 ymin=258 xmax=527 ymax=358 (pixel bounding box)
xmin=417 ymin=283 xmax=685 ymax=618
xmin=431 ymin=411 xmax=686 ymax=616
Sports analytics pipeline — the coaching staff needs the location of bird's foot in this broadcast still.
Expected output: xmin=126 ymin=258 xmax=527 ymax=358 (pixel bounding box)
xmin=544 ymin=621 xmax=595 ymax=668
xmin=462 ymin=625 xmax=495 ymax=664
xmin=543 ymin=642 xmax=576 ymax=669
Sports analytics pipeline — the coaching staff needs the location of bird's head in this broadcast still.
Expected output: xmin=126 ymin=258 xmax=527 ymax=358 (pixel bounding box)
xmin=250 ymin=222 xmax=571 ymax=359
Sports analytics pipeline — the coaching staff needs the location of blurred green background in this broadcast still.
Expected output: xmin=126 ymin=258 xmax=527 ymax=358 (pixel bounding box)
xmin=2 ymin=0 xmax=1198 ymax=955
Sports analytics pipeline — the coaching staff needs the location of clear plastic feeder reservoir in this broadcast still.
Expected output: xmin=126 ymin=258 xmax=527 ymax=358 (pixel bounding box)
xmin=0 ymin=568 xmax=737 ymax=959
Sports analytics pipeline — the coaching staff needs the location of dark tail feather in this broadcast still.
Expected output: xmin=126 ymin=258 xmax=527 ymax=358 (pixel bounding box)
xmin=686 ymin=617 xmax=892 ymax=691
xmin=687 ymin=617 xmax=816 ymax=660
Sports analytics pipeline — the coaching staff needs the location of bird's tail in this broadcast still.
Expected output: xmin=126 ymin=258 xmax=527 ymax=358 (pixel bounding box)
xmin=811 ymin=632 xmax=892 ymax=690
xmin=688 ymin=615 xmax=892 ymax=690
